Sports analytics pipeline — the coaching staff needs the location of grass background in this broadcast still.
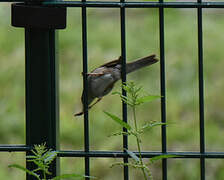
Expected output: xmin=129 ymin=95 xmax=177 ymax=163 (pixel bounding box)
xmin=0 ymin=2 xmax=224 ymax=179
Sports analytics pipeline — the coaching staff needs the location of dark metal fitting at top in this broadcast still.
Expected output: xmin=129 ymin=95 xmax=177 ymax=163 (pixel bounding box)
xmin=11 ymin=3 xmax=67 ymax=29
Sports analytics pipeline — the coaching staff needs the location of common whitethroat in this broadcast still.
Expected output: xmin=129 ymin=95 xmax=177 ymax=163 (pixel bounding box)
xmin=74 ymin=54 xmax=158 ymax=116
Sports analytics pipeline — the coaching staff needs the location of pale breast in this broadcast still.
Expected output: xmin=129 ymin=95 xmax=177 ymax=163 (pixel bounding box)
xmin=90 ymin=73 xmax=115 ymax=97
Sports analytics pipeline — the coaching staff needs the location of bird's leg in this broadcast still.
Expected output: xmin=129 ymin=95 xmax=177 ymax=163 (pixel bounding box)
xmin=89 ymin=97 xmax=102 ymax=109
xmin=74 ymin=98 xmax=102 ymax=117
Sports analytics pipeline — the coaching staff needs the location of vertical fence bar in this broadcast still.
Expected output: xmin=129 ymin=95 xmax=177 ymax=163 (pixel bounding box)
xmin=120 ymin=1 xmax=128 ymax=179
xmin=81 ymin=2 xmax=90 ymax=179
xmin=25 ymin=28 xmax=60 ymax=179
xmin=159 ymin=0 xmax=167 ymax=180
xmin=197 ymin=0 xmax=205 ymax=180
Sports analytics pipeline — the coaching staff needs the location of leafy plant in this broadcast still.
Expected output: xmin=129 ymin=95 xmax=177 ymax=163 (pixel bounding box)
xmin=104 ymin=82 xmax=175 ymax=180
xmin=9 ymin=143 xmax=95 ymax=180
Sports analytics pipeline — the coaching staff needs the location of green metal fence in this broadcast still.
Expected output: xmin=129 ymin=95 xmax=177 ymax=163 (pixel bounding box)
xmin=0 ymin=1 xmax=224 ymax=180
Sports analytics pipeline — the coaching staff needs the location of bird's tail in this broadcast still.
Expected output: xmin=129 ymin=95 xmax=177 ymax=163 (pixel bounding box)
xmin=126 ymin=54 xmax=158 ymax=74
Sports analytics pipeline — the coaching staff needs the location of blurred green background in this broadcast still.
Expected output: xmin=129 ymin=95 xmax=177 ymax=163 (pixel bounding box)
xmin=0 ymin=1 xmax=224 ymax=179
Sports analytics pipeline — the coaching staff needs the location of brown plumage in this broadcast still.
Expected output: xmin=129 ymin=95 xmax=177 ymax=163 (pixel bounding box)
xmin=74 ymin=54 xmax=158 ymax=116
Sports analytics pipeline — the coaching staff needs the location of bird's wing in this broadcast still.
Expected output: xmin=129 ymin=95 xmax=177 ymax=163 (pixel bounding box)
xmin=99 ymin=56 xmax=122 ymax=68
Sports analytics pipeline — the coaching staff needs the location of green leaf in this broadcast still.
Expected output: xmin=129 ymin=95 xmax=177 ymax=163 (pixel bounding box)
xmin=120 ymin=95 xmax=128 ymax=103
xmin=104 ymin=111 xmax=132 ymax=130
xmin=150 ymin=154 xmax=176 ymax=164
xmin=52 ymin=174 xmax=96 ymax=180
xmin=44 ymin=151 xmax=58 ymax=163
xmin=8 ymin=164 xmax=40 ymax=180
xmin=108 ymin=131 xmax=131 ymax=137
xmin=122 ymin=83 xmax=132 ymax=93
xmin=125 ymin=149 xmax=139 ymax=163
xmin=112 ymin=91 xmax=121 ymax=95
xmin=141 ymin=122 xmax=167 ymax=132
xmin=137 ymin=95 xmax=160 ymax=104
xmin=26 ymin=155 xmax=37 ymax=159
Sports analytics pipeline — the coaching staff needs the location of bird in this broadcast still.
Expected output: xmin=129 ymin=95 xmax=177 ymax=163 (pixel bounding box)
xmin=74 ymin=54 xmax=159 ymax=116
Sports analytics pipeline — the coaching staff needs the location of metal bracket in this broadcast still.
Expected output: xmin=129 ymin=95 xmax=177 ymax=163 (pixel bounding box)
xmin=11 ymin=3 xmax=66 ymax=29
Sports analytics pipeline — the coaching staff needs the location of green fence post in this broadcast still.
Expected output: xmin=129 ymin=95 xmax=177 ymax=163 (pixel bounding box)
xmin=11 ymin=4 xmax=66 ymax=179
xmin=25 ymin=28 xmax=60 ymax=179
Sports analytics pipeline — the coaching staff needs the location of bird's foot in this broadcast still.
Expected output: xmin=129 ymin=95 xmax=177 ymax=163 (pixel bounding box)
xmin=74 ymin=111 xmax=84 ymax=116
xmin=74 ymin=98 xmax=103 ymax=117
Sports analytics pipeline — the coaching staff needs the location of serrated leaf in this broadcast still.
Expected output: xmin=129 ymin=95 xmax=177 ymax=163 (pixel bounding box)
xmin=125 ymin=149 xmax=139 ymax=163
xmin=120 ymin=95 xmax=128 ymax=103
xmin=8 ymin=164 xmax=40 ymax=180
xmin=44 ymin=151 xmax=58 ymax=163
xmin=150 ymin=154 xmax=176 ymax=164
xmin=137 ymin=95 xmax=160 ymax=104
xmin=122 ymin=83 xmax=132 ymax=93
xmin=104 ymin=111 xmax=132 ymax=130
xmin=52 ymin=173 xmax=96 ymax=180
xmin=108 ymin=131 xmax=131 ymax=137
xmin=26 ymin=155 xmax=37 ymax=159
xmin=141 ymin=122 xmax=167 ymax=131
xmin=112 ymin=91 xmax=121 ymax=95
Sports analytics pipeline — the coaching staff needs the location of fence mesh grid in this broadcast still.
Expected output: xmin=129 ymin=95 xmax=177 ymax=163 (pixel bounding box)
xmin=1 ymin=1 xmax=224 ymax=180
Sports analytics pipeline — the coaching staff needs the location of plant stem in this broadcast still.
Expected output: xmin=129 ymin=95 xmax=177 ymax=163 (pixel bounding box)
xmin=43 ymin=171 xmax=46 ymax=180
xmin=132 ymin=106 xmax=148 ymax=180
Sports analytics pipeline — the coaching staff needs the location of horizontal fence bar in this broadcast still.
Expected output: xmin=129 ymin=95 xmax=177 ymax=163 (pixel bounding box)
xmin=2 ymin=1 xmax=224 ymax=8
xmin=0 ymin=145 xmax=31 ymax=152
xmin=0 ymin=0 xmax=25 ymax=2
xmin=41 ymin=1 xmax=224 ymax=8
xmin=1 ymin=146 xmax=223 ymax=159
xmin=58 ymin=151 xmax=224 ymax=158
